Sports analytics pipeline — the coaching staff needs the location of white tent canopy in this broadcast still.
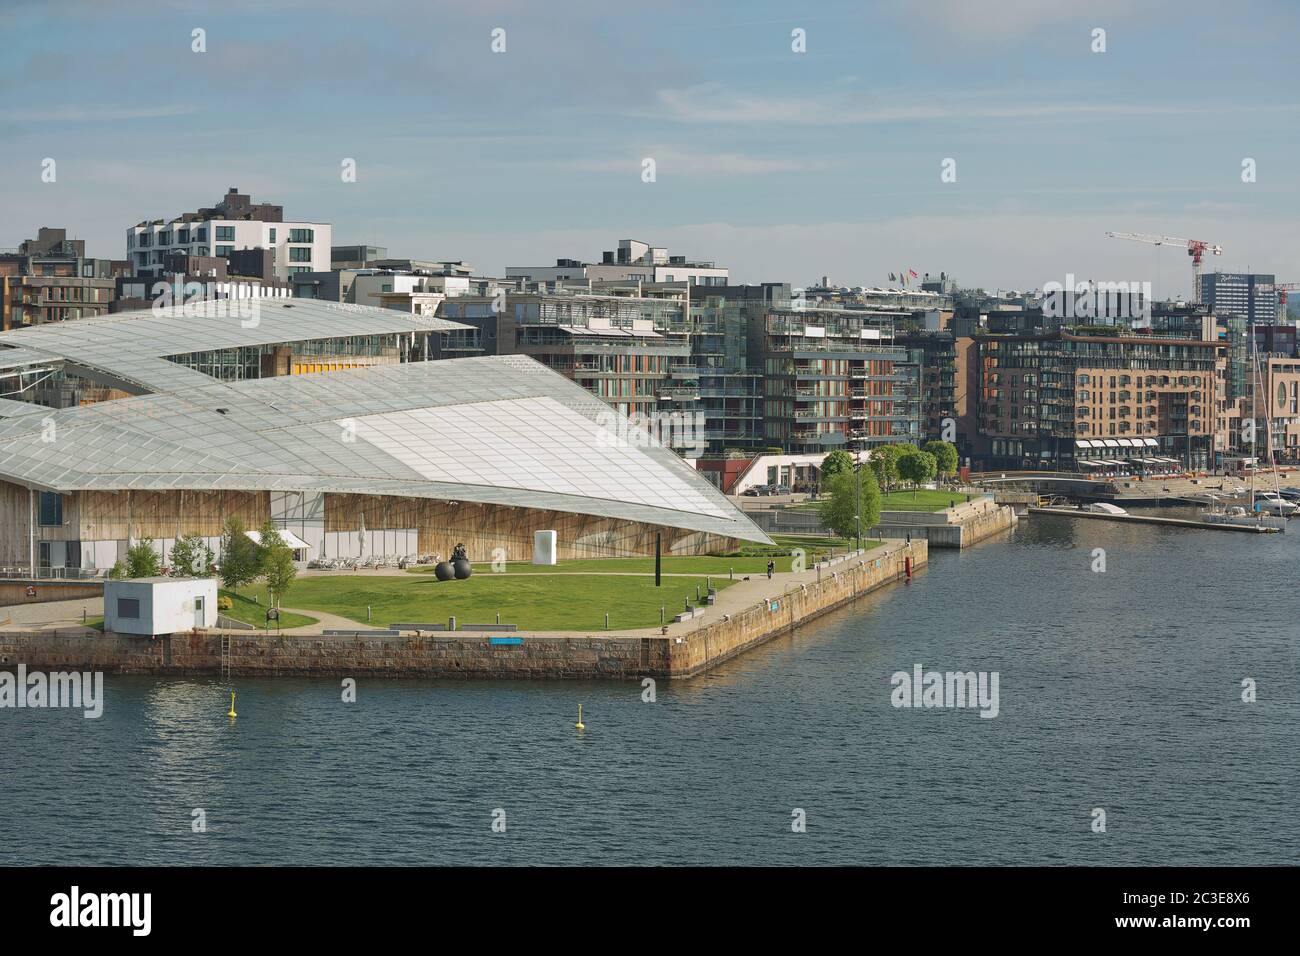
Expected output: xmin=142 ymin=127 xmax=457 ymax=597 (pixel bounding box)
xmin=246 ymin=529 xmax=312 ymax=551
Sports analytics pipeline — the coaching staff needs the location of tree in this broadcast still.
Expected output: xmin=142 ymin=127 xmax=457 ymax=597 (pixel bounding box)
xmin=170 ymin=533 xmax=214 ymax=577
xmin=218 ymin=517 xmax=260 ymax=595
xmin=125 ymin=537 xmax=161 ymax=578
xmin=922 ymin=440 xmax=959 ymax=479
xmin=818 ymin=465 xmax=881 ymax=543
xmin=897 ymin=450 xmax=938 ymax=492
xmin=820 ymin=450 xmax=854 ymax=486
xmin=868 ymin=443 xmax=916 ymax=492
xmin=258 ymin=520 xmax=297 ymax=607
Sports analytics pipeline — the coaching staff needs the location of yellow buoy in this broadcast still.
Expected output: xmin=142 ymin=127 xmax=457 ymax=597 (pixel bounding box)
xmin=574 ymin=704 xmax=585 ymax=731
xmin=227 ymin=690 xmax=238 ymax=719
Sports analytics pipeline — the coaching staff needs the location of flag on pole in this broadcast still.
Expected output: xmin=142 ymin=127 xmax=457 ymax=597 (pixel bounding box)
xmin=908 ymin=268 xmax=919 ymax=279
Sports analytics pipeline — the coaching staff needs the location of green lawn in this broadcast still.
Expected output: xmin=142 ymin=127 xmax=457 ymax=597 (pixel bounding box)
xmin=793 ymin=489 xmax=981 ymax=513
xmin=405 ymin=542 xmax=878 ymax=577
xmin=879 ymin=489 xmax=976 ymax=512
xmin=241 ymin=574 xmax=735 ymax=631
xmin=219 ymin=589 xmax=317 ymax=630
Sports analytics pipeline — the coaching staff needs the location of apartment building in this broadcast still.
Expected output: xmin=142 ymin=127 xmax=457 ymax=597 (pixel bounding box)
xmin=897 ymin=330 xmax=978 ymax=459
xmin=0 ymin=228 xmax=129 ymax=329
xmin=507 ymin=239 xmax=729 ymax=287
xmin=757 ymin=307 xmax=921 ymax=455
xmin=127 ymin=188 xmax=331 ymax=281
xmin=976 ymin=329 xmax=1221 ymax=471
xmin=113 ymin=253 xmax=291 ymax=312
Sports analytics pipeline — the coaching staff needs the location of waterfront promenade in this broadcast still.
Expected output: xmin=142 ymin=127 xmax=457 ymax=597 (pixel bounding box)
xmin=0 ymin=541 xmax=927 ymax=680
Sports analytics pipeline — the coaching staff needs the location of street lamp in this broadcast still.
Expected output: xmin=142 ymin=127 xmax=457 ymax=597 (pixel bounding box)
xmin=853 ymin=449 xmax=864 ymax=551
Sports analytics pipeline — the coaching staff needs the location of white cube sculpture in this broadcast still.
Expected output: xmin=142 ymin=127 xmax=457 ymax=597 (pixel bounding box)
xmin=533 ymin=530 xmax=557 ymax=565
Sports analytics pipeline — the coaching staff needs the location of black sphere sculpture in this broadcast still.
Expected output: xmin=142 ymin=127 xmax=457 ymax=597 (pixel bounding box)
xmin=453 ymin=558 xmax=472 ymax=579
xmin=433 ymin=561 xmax=454 ymax=581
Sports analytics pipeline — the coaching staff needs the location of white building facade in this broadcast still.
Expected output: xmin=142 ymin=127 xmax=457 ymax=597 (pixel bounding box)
xmin=127 ymin=188 xmax=331 ymax=282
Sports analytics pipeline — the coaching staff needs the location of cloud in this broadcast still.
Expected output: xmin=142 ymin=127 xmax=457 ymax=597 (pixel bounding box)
xmin=0 ymin=105 xmax=199 ymax=122
xmin=563 ymin=149 xmax=836 ymax=176
xmin=653 ymin=85 xmax=1243 ymax=126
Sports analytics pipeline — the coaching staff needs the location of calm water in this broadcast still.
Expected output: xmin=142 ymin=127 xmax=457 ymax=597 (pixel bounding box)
xmin=2 ymin=514 xmax=1296 ymax=866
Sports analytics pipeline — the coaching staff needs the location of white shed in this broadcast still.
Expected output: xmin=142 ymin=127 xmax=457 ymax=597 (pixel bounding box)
xmin=104 ymin=577 xmax=219 ymax=636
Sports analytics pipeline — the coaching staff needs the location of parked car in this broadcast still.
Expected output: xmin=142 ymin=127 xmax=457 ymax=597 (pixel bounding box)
xmin=742 ymin=485 xmax=769 ymax=496
xmin=772 ymin=484 xmax=791 ymax=495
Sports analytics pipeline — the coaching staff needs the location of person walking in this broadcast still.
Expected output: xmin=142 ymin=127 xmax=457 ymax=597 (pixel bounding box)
xmin=766 ymin=559 xmax=775 ymax=580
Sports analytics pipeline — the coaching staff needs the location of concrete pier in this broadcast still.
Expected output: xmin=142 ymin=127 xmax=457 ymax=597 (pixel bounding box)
xmin=1028 ymin=506 xmax=1283 ymax=533
xmin=0 ymin=541 xmax=928 ymax=681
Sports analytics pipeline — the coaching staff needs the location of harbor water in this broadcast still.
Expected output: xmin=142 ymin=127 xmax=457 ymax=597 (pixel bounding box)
xmin=2 ymin=513 xmax=1296 ymax=866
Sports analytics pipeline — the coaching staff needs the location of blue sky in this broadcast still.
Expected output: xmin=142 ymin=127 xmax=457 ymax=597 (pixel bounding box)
xmin=4 ymin=0 xmax=1299 ymax=297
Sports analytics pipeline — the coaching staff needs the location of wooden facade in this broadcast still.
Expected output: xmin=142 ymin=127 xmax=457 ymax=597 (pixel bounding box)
xmin=2 ymin=479 xmax=741 ymax=572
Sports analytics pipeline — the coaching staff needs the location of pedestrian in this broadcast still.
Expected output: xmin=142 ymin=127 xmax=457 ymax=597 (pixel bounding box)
xmin=767 ymin=559 xmax=774 ymax=580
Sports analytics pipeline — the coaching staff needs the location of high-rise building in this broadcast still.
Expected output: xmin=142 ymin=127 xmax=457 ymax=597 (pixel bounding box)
xmin=1198 ymin=271 xmax=1277 ymax=325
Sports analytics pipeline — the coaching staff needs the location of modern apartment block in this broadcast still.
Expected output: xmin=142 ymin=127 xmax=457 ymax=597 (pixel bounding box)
xmin=0 ymin=228 xmax=130 ymax=329
xmin=1197 ymin=271 xmax=1278 ymax=326
xmin=757 ymin=306 xmax=921 ymax=455
xmin=897 ymin=330 xmax=978 ymax=459
xmin=506 ymin=239 xmax=729 ymax=287
xmin=443 ymin=288 xmax=692 ymax=423
xmin=975 ymin=328 xmax=1222 ymax=471
xmin=127 ymin=188 xmax=331 ymax=281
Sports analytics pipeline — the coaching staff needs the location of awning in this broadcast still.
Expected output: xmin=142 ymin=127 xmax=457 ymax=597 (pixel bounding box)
xmin=246 ymin=529 xmax=312 ymax=551
xmin=1076 ymin=439 xmax=1095 ymax=449
xmin=1102 ymin=439 xmax=1121 ymax=448
xmin=1116 ymin=438 xmax=1135 ymax=447
xmin=1142 ymin=438 xmax=1159 ymax=447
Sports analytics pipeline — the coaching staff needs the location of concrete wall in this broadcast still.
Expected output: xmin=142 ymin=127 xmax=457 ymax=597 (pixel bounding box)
xmin=663 ymin=541 xmax=924 ymax=677
xmin=0 ymin=580 xmax=102 ymax=609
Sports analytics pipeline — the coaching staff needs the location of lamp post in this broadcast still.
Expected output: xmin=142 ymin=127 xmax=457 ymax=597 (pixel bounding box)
xmin=854 ymin=449 xmax=864 ymax=551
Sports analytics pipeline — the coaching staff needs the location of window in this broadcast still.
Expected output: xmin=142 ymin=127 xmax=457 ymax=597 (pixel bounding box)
xmin=215 ymin=226 xmax=235 ymax=241
xmin=116 ymin=598 xmax=141 ymax=619
xmin=216 ymin=245 xmax=233 ymax=256
xmin=288 ymin=228 xmax=314 ymax=243
xmin=289 ymin=247 xmax=312 ymax=262
xmin=38 ymin=491 xmax=63 ymax=527
xmin=269 ymin=228 xmax=277 ymax=243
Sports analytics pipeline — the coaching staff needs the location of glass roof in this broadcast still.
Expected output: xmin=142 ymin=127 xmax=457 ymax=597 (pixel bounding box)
xmin=0 ymin=341 xmax=769 ymax=543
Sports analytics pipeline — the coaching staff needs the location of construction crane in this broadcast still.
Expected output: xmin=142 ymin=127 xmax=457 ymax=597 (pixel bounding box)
xmin=1105 ymin=232 xmax=1223 ymax=303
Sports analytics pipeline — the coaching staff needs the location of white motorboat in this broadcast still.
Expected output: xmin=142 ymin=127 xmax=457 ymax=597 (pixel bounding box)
xmin=1081 ymin=502 xmax=1128 ymax=516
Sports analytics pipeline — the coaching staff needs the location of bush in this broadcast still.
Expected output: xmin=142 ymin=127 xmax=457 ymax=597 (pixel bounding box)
xmin=217 ymin=595 xmax=234 ymax=611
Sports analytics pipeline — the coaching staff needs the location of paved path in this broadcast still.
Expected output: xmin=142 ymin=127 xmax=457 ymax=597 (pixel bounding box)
xmin=0 ymin=595 xmax=103 ymax=630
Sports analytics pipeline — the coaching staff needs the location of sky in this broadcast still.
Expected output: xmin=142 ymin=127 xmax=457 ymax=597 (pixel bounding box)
xmin=3 ymin=0 xmax=1300 ymax=299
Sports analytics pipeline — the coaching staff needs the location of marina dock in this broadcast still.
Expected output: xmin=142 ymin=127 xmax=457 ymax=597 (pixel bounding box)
xmin=1028 ymin=506 xmax=1283 ymax=533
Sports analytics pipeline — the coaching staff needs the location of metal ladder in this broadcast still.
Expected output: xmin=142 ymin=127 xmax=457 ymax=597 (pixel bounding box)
xmin=220 ymin=634 xmax=232 ymax=681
